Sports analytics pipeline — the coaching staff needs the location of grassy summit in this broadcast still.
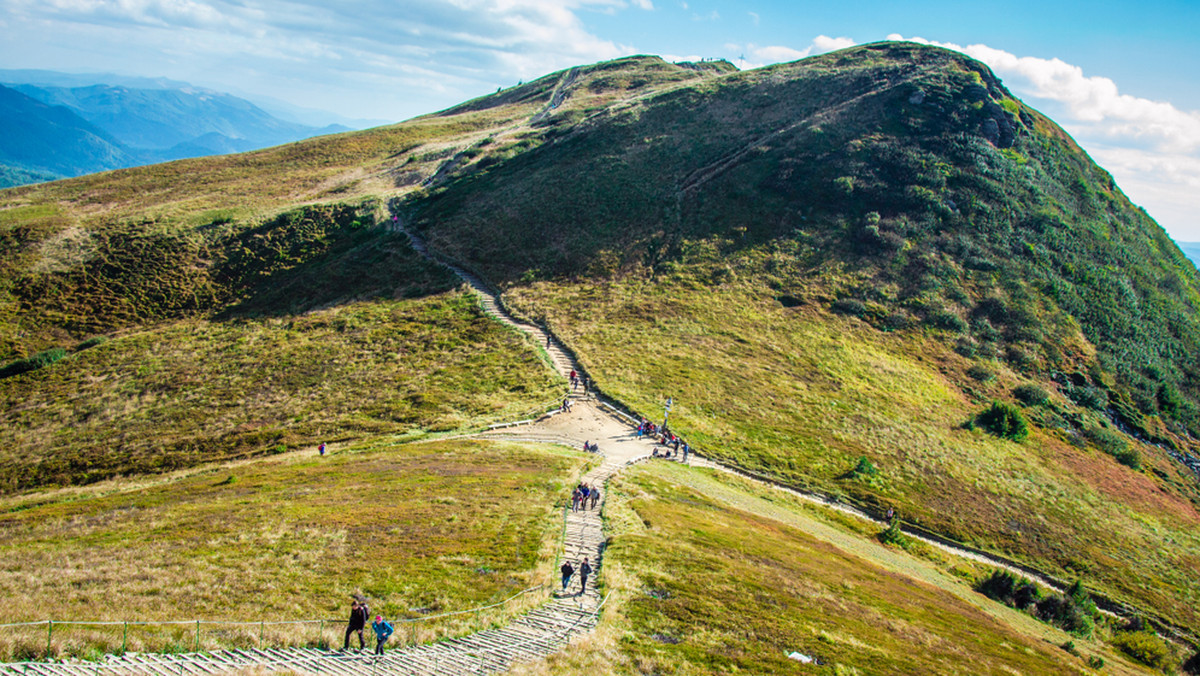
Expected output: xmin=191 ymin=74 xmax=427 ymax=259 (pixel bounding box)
xmin=1 ymin=40 xmax=1198 ymax=657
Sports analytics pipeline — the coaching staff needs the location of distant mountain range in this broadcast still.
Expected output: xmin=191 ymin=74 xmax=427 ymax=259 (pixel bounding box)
xmin=0 ymin=70 xmax=382 ymax=187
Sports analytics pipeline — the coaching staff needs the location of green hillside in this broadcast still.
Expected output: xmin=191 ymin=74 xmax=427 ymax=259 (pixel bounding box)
xmin=1 ymin=40 xmax=1198 ymax=668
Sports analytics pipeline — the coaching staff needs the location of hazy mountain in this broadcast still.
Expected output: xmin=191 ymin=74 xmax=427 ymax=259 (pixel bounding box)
xmin=0 ymin=84 xmax=134 ymax=178
xmin=0 ymin=73 xmax=356 ymax=184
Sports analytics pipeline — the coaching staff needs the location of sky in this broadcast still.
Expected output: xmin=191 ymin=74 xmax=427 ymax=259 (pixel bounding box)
xmin=1 ymin=0 xmax=1198 ymax=240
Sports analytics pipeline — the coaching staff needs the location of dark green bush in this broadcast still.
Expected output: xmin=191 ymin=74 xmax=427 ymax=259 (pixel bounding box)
xmin=846 ymin=456 xmax=878 ymax=479
xmin=878 ymin=517 xmax=907 ymax=547
xmin=928 ymin=310 xmax=968 ymax=333
xmin=832 ymin=298 xmax=867 ymax=317
xmin=967 ymin=364 xmax=995 ymax=382
xmin=1183 ymin=649 xmax=1200 ymax=674
xmin=0 ymin=347 xmax=68 ymax=379
xmin=1064 ymin=384 xmax=1109 ymax=411
xmin=74 ymin=336 xmax=109 ymax=351
xmin=1012 ymin=383 xmax=1049 ymax=406
xmin=976 ymin=401 xmax=1029 ymax=441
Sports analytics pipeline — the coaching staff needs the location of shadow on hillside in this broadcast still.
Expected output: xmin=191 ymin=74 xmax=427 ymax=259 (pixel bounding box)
xmin=214 ymin=206 xmax=459 ymax=320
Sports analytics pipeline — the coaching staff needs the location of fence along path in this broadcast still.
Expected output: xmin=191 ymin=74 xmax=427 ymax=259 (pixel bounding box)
xmin=0 ymin=221 xmax=632 ymax=676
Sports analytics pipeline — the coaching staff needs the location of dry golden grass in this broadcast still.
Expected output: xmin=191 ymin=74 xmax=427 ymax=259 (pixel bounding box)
xmin=0 ymin=438 xmax=590 ymax=660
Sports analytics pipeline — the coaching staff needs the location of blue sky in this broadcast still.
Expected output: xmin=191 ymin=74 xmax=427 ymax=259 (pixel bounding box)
xmin=1 ymin=0 xmax=1197 ymax=240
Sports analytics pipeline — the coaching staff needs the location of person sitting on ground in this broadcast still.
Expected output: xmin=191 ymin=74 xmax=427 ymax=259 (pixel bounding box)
xmin=372 ymin=615 xmax=393 ymax=655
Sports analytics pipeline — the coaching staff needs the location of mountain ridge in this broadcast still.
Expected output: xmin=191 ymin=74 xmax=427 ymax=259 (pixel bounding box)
xmin=1 ymin=43 xmax=1199 ymax=660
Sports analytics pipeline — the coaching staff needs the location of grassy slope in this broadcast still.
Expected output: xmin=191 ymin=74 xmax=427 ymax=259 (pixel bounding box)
xmin=505 ymin=276 xmax=1200 ymax=631
xmin=0 ymin=292 xmax=562 ymax=491
xmin=0 ymin=438 xmax=588 ymax=660
xmin=394 ymin=44 xmax=1200 ymax=631
xmin=528 ymin=461 xmax=1155 ymax=675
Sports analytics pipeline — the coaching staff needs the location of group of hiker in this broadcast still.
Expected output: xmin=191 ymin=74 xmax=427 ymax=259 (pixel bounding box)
xmin=572 ymin=482 xmax=600 ymax=511
xmin=569 ymin=369 xmax=589 ymax=393
xmin=342 ymin=596 xmax=393 ymax=655
xmin=639 ymin=419 xmax=690 ymax=462
xmin=560 ymin=557 xmax=593 ymax=596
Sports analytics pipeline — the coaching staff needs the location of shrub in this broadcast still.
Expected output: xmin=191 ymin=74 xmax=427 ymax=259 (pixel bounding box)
xmin=967 ymin=364 xmax=995 ymax=382
xmin=954 ymin=337 xmax=977 ymax=358
xmin=846 ymin=456 xmax=878 ymax=479
xmin=832 ymin=298 xmax=867 ymax=317
xmin=1012 ymin=384 xmax=1049 ymax=406
xmin=1183 ymin=649 xmax=1200 ymax=675
xmin=878 ymin=518 xmax=907 ymax=547
xmin=928 ymin=310 xmax=968 ymax=333
xmin=0 ymin=347 xmax=68 ymax=379
xmin=1064 ymin=384 xmax=1108 ymax=411
xmin=1087 ymin=655 xmax=1105 ymax=669
xmin=74 ymin=336 xmax=109 ymax=351
xmin=977 ymin=570 xmax=1018 ymax=603
xmin=976 ymin=402 xmax=1029 ymax=441
xmin=1111 ymin=631 xmax=1172 ymax=669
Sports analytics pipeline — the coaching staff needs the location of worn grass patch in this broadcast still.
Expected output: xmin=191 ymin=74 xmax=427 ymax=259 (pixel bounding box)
xmin=0 ymin=292 xmax=562 ymax=492
xmin=0 ymin=438 xmax=588 ymax=660
xmin=507 ymin=278 xmax=1200 ymax=631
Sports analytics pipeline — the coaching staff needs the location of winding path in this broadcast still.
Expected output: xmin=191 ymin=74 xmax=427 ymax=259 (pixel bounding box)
xmin=5 ymin=219 xmax=1192 ymax=674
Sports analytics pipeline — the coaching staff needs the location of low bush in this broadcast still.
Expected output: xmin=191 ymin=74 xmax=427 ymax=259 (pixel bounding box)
xmin=1064 ymin=384 xmax=1109 ymax=411
xmin=927 ymin=310 xmax=968 ymax=333
xmin=832 ymin=298 xmax=867 ymax=317
xmin=1183 ymin=649 xmax=1200 ymax=674
xmin=878 ymin=518 xmax=908 ymax=547
xmin=0 ymin=347 xmax=67 ymax=379
xmin=1012 ymin=383 xmax=1049 ymax=406
xmin=845 ymin=456 xmax=878 ymax=479
xmin=1111 ymin=631 xmax=1172 ymax=670
xmin=975 ymin=401 xmax=1029 ymax=441
xmin=74 ymin=336 xmax=109 ymax=352
xmin=967 ymin=364 xmax=995 ymax=382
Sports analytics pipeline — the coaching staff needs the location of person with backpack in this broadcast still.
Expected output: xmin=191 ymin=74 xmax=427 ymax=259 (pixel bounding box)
xmin=343 ymin=598 xmax=368 ymax=651
xmin=372 ymin=615 xmax=394 ymax=655
xmin=578 ymin=557 xmax=592 ymax=595
xmin=561 ymin=560 xmax=574 ymax=592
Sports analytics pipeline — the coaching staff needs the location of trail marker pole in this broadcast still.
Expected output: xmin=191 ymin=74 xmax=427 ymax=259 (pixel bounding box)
xmin=45 ymin=620 xmax=52 ymax=658
xmin=194 ymin=620 xmax=200 ymax=652
xmin=663 ymin=396 xmax=673 ymax=430
xmin=318 ymin=619 xmax=324 ymax=648
xmin=259 ymin=621 xmax=264 ymax=649
xmin=122 ymin=622 xmax=128 ymax=654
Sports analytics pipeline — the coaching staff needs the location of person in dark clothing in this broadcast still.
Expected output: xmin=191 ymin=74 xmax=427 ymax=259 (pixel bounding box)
xmin=372 ymin=615 xmax=394 ymax=655
xmin=343 ymin=599 xmax=368 ymax=651
xmin=561 ymin=561 xmax=574 ymax=592
xmin=578 ymin=557 xmax=592 ymax=595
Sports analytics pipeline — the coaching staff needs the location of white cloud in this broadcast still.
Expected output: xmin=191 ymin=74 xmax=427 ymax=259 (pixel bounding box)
xmin=736 ymin=35 xmax=857 ymax=69
xmin=747 ymin=11 xmax=758 ymax=25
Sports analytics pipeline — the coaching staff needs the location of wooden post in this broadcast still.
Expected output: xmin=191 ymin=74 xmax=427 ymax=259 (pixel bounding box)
xmin=318 ymin=619 xmax=324 ymax=649
xmin=45 ymin=620 xmax=52 ymax=658
xmin=122 ymin=622 xmax=128 ymax=654
xmin=259 ymin=621 xmax=264 ymax=649
xmin=194 ymin=620 xmax=200 ymax=653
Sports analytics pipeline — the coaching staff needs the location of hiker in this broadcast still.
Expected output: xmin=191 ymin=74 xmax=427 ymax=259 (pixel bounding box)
xmin=578 ymin=557 xmax=592 ymax=595
xmin=583 ymin=440 xmax=591 ymax=453
xmin=589 ymin=485 xmax=600 ymax=510
xmin=372 ymin=615 xmax=393 ymax=655
xmin=572 ymin=486 xmax=582 ymax=511
xmin=561 ymin=560 xmax=574 ymax=591
xmin=580 ymin=483 xmax=590 ymax=505
xmin=319 ymin=442 xmax=326 ymax=456
xmin=546 ymin=334 xmax=551 ymax=348
xmin=886 ymin=506 xmax=895 ymax=522
xmin=682 ymin=442 xmax=689 ymax=463
xmin=343 ymin=599 xmax=368 ymax=651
